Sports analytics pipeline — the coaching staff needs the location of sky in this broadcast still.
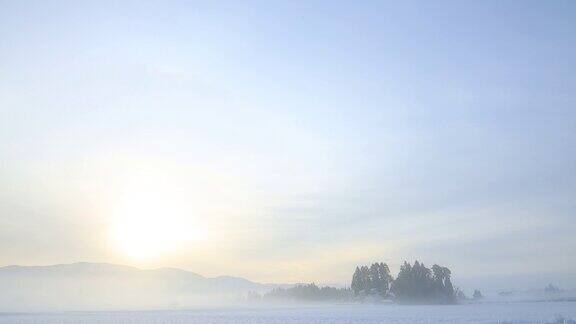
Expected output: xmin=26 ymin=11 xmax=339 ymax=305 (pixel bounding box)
xmin=0 ymin=0 xmax=575 ymax=286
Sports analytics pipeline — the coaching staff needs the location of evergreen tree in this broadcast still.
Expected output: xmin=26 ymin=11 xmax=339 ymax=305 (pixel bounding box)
xmin=351 ymin=267 xmax=362 ymax=296
xmin=473 ymin=289 xmax=483 ymax=299
xmin=455 ymin=287 xmax=467 ymax=300
xmin=391 ymin=261 xmax=412 ymax=301
xmin=431 ymin=264 xmax=455 ymax=303
xmin=391 ymin=261 xmax=456 ymax=304
xmin=352 ymin=262 xmax=393 ymax=297
xmin=359 ymin=265 xmax=370 ymax=295
xmin=370 ymin=262 xmax=393 ymax=297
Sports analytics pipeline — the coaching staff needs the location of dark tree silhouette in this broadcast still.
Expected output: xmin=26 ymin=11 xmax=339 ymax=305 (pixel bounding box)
xmin=473 ymin=289 xmax=483 ymax=299
xmin=351 ymin=267 xmax=362 ymax=296
xmin=263 ymin=283 xmax=352 ymax=302
xmin=391 ymin=261 xmax=456 ymax=304
xmin=265 ymin=260 xmax=459 ymax=305
xmin=455 ymin=287 xmax=467 ymax=300
xmin=351 ymin=262 xmax=393 ymax=297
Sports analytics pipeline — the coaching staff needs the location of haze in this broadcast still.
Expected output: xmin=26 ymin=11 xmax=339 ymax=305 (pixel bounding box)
xmin=0 ymin=0 xmax=575 ymax=289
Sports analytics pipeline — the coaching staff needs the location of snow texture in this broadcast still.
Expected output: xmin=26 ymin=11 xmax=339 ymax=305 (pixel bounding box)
xmin=0 ymin=302 xmax=574 ymax=324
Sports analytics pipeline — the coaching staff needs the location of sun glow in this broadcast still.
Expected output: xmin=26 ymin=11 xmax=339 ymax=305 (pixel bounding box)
xmin=109 ymin=189 xmax=207 ymax=260
xmin=104 ymin=160 xmax=256 ymax=261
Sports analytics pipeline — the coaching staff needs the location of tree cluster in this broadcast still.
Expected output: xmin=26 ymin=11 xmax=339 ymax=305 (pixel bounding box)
xmin=248 ymin=260 xmax=459 ymax=305
xmin=545 ymin=283 xmax=562 ymax=293
xmin=351 ymin=262 xmax=393 ymax=297
xmin=352 ymin=261 xmax=457 ymax=304
xmin=391 ymin=261 xmax=456 ymax=304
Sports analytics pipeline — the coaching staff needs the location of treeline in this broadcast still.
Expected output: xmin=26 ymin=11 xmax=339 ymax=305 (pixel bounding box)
xmin=247 ymin=260 xmax=459 ymax=304
xmin=260 ymin=283 xmax=352 ymax=302
xmin=352 ymin=261 xmax=457 ymax=304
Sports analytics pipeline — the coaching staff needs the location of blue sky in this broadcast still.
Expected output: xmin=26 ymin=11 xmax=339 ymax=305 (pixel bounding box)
xmin=0 ymin=0 xmax=575 ymax=287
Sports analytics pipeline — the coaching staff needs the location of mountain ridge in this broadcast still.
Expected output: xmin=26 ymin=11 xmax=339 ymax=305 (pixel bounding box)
xmin=0 ymin=261 xmax=277 ymax=311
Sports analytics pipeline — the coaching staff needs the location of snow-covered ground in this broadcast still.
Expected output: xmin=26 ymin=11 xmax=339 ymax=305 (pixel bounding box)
xmin=0 ymin=302 xmax=574 ymax=324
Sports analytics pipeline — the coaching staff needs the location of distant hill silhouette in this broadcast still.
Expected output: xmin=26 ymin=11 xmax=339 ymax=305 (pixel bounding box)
xmin=0 ymin=262 xmax=277 ymax=311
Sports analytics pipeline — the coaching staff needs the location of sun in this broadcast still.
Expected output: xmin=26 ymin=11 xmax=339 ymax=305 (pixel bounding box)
xmin=109 ymin=189 xmax=207 ymax=260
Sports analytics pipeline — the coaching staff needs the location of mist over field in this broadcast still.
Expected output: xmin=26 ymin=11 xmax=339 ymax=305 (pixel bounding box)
xmin=1 ymin=0 xmax=575 ymax=322
xmin=0 ymin=263 xmax=267 ymax=311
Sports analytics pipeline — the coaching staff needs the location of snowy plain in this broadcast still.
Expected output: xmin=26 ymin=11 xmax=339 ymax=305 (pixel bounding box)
xmin=0 ymin=302 xmax=575 ymax=324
